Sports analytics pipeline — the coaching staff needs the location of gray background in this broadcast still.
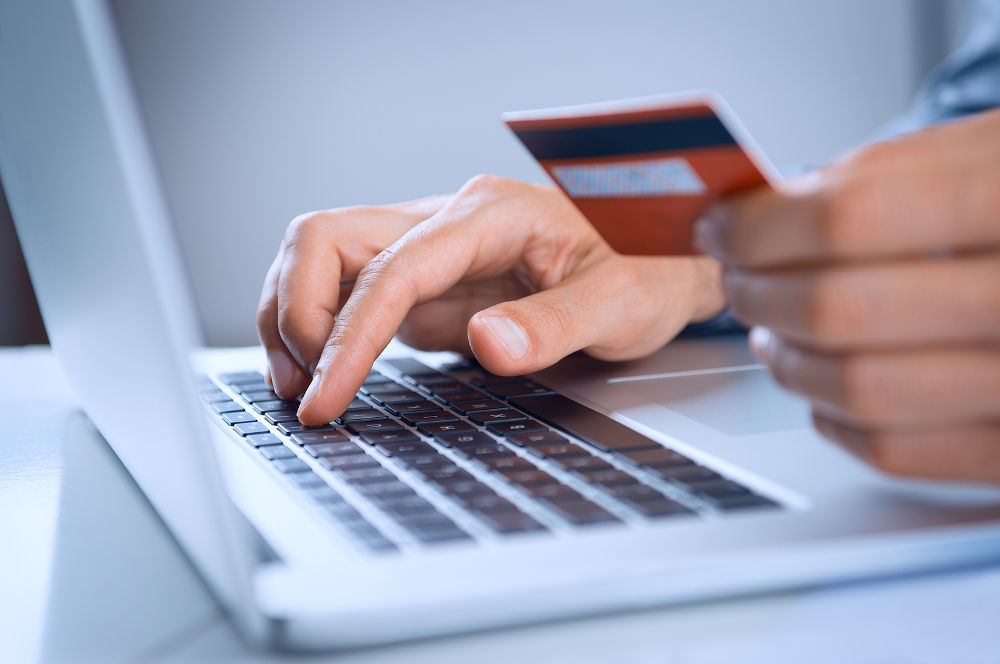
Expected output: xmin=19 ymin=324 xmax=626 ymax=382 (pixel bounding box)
xmin=0 ymin=1 xmax=968 ymax=346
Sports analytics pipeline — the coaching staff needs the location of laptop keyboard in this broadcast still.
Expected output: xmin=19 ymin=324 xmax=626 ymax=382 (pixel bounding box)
xmin=200 ymin=358 xmax=779 ymax=554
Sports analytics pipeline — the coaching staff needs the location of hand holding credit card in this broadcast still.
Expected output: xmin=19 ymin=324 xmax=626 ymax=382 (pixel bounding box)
xmin=504 ymin=92 xmax=779 ymax=256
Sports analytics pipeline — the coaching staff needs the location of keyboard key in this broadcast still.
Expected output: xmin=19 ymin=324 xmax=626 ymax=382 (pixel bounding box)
xmin=468 ymin=409 xmax=525 ymax=426
xmin=486 ymin=419 xmax=547 ymax=437
xmin=368 ymin=493 xmax=432 ymax=511
xmin=509 ymin=393 xmax=662 ymax=453
xmin=278 ymin=421 xmax=338 ymax=436
xmin=473 ymin=455 xmax=535 ymax=473
xmin=711 ymin=494 xmax=779 ymax=511
xmin=505 ymin=430 xmax=568 ymax=447
xmin=461 ymin=494 xmax=519 ymax=513
xmin=303 ymin=485 xmax=343 ymax=503
xmin=363 ymin=371 xmax=393 ymax=385
xmin=200 ymin=388 xmax=231 ymax=403
xmin=417 ymin=420 xmax=475 ymax=437
xmin=383 ymin=357 xmax=440 ymax=377
xmin=323 ymin=501 xmax=361 ymax=519
xmin=686 ymin=479 xmax=753 ymax=500
xmin=374 ymin=440 xmax=437 ymax=457
xmin=577 ymin=469 xmax=639 ymax=487
xmin=264 ymin=409 xmax=300 ymax=424
xmin=219 ymin=370 xmax=265 ymax=384
xmin=338 ymin=409 xmax=386 ymax=423
xmin=290 ymin=430 xmax=349 ymax=445
xmin=211 ymin=400 xmax=246 ymax=414
xmin=335 ymin=466 xmax=397 ymax=483
xmin=302 ymin=441 xmax=362 ymax=457
xmin=222 ymin=411 xmax=257 ymax=425
xmin=287 ymin=471 xmax=327 ymax=489
xmin=233 ymin=421 xmax=270 ymax=436
xmin=525 ymin=483 xmax=585 ymax=503
xmin=386 ymin=400 xmax=441 ymax=415
xmin=523 ymin=443 xmax=589 ymax=460
xmin=448 ymin=398 xmax=506 ymax=415
xmin=627 ymin=498 xmax=695 ymax=518
xmin=414 ymin=374 xmax=460 ymax=388
xmin=434 ymin=431 xmax=492 ymax=448
xmin=242 ymin=389 xmax=280 ymax=403
xmin=617 ymin=447 xmax=693 ymax=468
xmin=345 ymin=398 xmax=371 ymax=411
xmin=340 ymin=521 xmax=398 ymax=551
xmin=484 ymin=381 xmax=554 ymax=399
xmin=497 ymin=469 xmax=556 ymax=487
xmin=438 ymin=480 xmax=495 ymax=500
xmin=553 ymin=456 xmax=614 ymax=473
xmin=353 ymin=480 xmax=417 ymax=499
xmin=477 ymin=511 xmax=546 ymax=534
xmin=413 ymin=465 xmax=474 ymax=485
xmin=233 ymin=381 xmax=271 ymax=395
xmin=319 ymin=455 xmax=380 ymax=471
xmin=401 ymin=411 xmax=458 ymax=426
xmin=259 ymin=445 xmax=296 ymax=460
xmin=650 ymin=465 xmax=724 ymax=484
xmin=394 ymin=454 xmax=453 ymax=471
xmin=450 ymin=444 xmax=515 ymax=461
xmin=369 ymin=390 xmax=423 ymax=405
xmin=425 ymin=381 xmax=468 ymax=394
xmin=363 ymin=382 xmax=413 ymax=396
xmin=401 ymin=520 xmax=471 ymax=543
xmin=271 ymin=457 xmax=311 ymax=473
xmin=252 ymin=399 xmax=300 ymax=414
xmin=346 ymin=419 xmax=404 ymax=434
xmin=545 ymin=499 xmax=620 ymax=525
xmin=440 ymin=389 xmax=490 ymax=404
xmin=607 ymin=483 xmax=669 ymax=503
xmin=358 ymin=430 xmax=418 ymax=445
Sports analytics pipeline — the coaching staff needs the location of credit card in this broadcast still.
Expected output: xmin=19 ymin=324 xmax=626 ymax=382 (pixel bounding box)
xmin=503 ymin=92 xmax=778 ymax=256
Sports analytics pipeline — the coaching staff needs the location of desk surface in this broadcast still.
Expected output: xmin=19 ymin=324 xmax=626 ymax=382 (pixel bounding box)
xmin=4 ymin=346 xmax=1000 ymax=664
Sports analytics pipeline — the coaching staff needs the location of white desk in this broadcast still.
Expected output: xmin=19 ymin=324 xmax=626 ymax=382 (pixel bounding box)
xmin=4 ymin=346 xmax=1000 ymax=663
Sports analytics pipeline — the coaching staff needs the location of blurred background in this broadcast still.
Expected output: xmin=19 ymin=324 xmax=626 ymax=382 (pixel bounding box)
xmin=0 ymin=0 xmax=969 ymax=346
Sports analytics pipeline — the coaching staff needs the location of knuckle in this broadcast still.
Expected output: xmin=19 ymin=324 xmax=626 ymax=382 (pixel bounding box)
xmin=283 ymin=210 xmax=327 ymax=246
xmin=255 ymin=301 xmax=276 ymax=337
xmin=461 ymin=173 xmax=512 ymax=196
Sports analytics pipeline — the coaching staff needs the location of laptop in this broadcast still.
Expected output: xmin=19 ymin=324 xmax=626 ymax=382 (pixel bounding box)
xmin=4 ymin=0 xmax=1000 ymax=651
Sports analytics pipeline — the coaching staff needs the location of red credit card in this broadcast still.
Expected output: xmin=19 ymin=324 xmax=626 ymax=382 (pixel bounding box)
xmin=504 ymin=92 xmax=778 ymax=256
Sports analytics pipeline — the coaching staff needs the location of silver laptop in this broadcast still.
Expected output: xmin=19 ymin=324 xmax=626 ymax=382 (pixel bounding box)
xmin=4 ymin=0 xmax=1000 ymax=651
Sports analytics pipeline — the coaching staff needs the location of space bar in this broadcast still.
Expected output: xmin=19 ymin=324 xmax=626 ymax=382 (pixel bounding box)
xmin=508 ymin=394 xmax=661 ymax=453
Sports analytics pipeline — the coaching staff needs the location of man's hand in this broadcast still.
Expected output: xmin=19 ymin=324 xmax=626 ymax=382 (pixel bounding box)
xmin=696 ymin=109 xmax=1000 ymax=485
xmin=258 ymin=175 xmax=725 ymax=425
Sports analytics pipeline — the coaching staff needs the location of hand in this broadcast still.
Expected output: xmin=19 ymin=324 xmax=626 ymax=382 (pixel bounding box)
xmin=258 ymin=175 xmax=725 ymax=425
xmin=696 ymin=109 xmax=1000 ymax=485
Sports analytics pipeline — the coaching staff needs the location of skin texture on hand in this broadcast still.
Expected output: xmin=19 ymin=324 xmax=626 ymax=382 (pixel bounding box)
xmin=696 ymin=108 xmax=1000 ymax=485
xmin=257 ymin=176 xmax=725 ymax=426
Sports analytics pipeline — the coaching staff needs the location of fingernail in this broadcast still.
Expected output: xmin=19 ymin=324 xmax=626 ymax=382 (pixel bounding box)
xmin=481 ymin=316 xmax=529 ymax=361
xmin=748 ymin=326 xmax=774 ymax=363
xmin=298 ymin=370 xmax=323 ymax=416
xmin=693 ymin=207 xmax=724 ymax=257
xmin=267 ymin=351 xmax=296 ymax=396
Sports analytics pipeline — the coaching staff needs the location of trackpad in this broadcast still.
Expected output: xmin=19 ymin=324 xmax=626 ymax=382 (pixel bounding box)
xmin=621 ymin=368 xmax=812 ymax=435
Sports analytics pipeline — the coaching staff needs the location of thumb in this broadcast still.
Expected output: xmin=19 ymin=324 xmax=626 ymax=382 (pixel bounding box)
xmin=468 ymin=257 xmax=693 ymax=375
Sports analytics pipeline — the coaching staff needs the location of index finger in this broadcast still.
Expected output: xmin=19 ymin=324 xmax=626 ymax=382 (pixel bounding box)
xmin=295 ymin=178 xmax=539 ymax=425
